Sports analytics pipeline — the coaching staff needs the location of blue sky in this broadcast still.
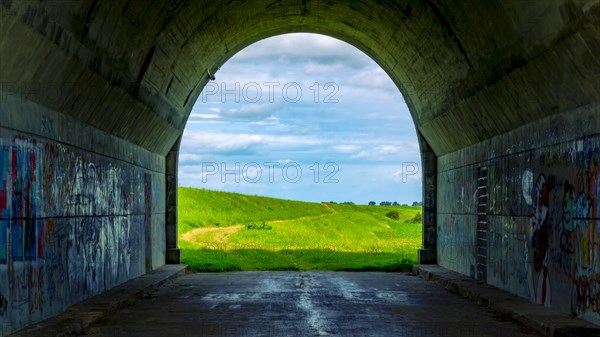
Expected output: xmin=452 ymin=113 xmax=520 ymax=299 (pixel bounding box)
xmin=179 ymin=33 xmax=421 ymax=205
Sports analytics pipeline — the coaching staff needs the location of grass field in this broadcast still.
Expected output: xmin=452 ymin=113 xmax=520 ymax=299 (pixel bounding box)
xmin=178 ymin=187 xmax=422 ymax=272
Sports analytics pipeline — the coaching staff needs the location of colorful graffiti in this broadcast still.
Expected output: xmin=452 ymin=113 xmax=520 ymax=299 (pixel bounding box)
xmin=0 ymin=132 xmax=165 ymax=335
xmin=567 ymin=143 xmax=599 ymax=316
xmin=524 ymin=139 xmax=600 ymax=318
xmin=530 ymin=173 xmax=551 ymax=306
xmin=440 ymin=131 xmax=600 ymax=324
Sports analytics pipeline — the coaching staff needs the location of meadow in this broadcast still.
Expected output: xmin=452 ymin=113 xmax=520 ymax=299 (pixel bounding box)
xmin=178 ymin=187 xmax=422 ymax=272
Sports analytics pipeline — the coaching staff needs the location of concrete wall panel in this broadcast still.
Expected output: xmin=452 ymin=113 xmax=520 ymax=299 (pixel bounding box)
xmin=437 ymin=213 xmax=477 ymax=278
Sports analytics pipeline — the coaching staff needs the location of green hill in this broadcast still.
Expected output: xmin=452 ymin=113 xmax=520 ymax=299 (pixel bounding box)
xmin=178 ymin=187 xmax=422 ymax=272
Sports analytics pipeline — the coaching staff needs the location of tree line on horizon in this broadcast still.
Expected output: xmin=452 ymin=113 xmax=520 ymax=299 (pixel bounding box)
xmin=369 ymin=201 xmax=422 ymax=206
xmin=324 ymin=201 xmax=423 ymax=206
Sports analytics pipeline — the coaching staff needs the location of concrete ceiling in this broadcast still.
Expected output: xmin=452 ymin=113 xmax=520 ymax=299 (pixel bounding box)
xmin=1 ymin=0 xmax=599 ymax=156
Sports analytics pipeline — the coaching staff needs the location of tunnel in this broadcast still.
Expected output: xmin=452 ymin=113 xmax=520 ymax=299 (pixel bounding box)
xmin=0 ymin=0 xmax=599 ymax=334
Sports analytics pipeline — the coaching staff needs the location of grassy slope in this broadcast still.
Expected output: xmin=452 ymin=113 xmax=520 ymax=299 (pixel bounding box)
xmin=178 ymin=187 xmax=332 ymax=233
xmin=178 ymin=187 xmax=422 ymax=272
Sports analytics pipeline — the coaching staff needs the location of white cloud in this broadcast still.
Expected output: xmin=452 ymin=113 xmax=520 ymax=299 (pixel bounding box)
xmin=333 ymin=144 xmax=361 ymax=153
xmin=181 ymin=131 xmax=324 ymax=155
xmin=352 ymin=145 xmax=400 ymax=159
xmin=183 ymin=132 xmax=264 ymax=154
xmin=187 ymin=120 xmax=225 ymax=124
xmin=348 ymin=67 xmax=396 ymax=92
xmin=220 ymin=103 xmax=279 ymax=121
xmin=190 ymin=113 xmax=220 ymax=119
xmin=304 ymin=62 xmax=344 ymax=74
xmin=234 ymin=34 xmax=369 ymax=68
xmin=352 ymin=144 xmax=419 ymax=160
xmin=187 ymin=112 xmax=223 ymax=124
xmin=250 ymin=116 xmax=280 ymax=126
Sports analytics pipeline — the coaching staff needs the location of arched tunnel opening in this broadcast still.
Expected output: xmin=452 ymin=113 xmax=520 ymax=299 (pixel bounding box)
xmin=176 ymin=33 xmax=424 ymax=272
xmin=1 ymin=0 xmax=600 ymax=335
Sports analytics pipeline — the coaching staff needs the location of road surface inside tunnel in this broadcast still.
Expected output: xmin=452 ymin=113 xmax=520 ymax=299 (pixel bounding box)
xmin=84 ymin=271 xmax=540 ymax=337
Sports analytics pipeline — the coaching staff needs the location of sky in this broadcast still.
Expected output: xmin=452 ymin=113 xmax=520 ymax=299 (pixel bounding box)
xmin=178 ymin=33 xmax=421 ymax=205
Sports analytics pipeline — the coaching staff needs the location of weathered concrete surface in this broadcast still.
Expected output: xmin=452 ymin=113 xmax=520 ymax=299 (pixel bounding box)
xmin=0 ymin=92 xmax=167 ymax=335
xmin=437 ymin=102 xmax=600 ymax=322
xmin=414 ymin=264 xmax=600 ymax=337
xmin=8 ymin=265 xmax=185 ymax=337
xmin=83 ymin=271 xmax=541 ymax=337
xmin=418 ymin=131 xmax=438 ymax=264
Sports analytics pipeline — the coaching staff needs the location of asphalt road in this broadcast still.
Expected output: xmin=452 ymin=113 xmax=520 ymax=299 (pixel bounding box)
xmin=85 ymin=271 xmax=540 ymax=337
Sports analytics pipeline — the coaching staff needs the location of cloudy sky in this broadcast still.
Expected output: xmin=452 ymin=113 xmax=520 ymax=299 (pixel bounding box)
xmin=179 ymin=33 xmax=421 ymax=204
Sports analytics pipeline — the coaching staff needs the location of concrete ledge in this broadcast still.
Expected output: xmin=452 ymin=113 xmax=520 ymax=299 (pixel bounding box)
xmin=9 ymin=264 xmax=186 ymax=337
xmin=414 ymin=264 xmax=600 ymax=337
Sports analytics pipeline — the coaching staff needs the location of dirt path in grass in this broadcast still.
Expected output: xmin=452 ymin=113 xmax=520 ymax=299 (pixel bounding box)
xmin=181 ymin=225 xmax=243 ymax=244
xmin=182 ymin=204 xmax=335 ymax=244
xmin=320 ymin=203 xmax=337 ymax=213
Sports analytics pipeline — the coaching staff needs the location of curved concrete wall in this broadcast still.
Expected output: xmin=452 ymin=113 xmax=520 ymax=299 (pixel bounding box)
xmin=1 ymin=0 xmax=599 ymax=333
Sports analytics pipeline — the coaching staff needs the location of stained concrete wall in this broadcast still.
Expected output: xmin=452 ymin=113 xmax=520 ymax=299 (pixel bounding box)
xmin=0 ymin=90 xmax=166 ymax=335
xmin=438 ymin=103 xmax=600 ymax=322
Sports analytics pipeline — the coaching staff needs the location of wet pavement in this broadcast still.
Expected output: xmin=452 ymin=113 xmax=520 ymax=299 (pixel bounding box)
xmin=85 ymin=271 xmax=540 ymax=337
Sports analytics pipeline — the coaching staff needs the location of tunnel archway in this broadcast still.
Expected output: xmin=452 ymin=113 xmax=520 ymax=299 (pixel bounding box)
xmin=176 ymin=32 xmax=424 ymax=272
xmin=152 ymin=1 xmax=458 ymax=264
xmin=1 ymin=0 xmax=600 ymax=333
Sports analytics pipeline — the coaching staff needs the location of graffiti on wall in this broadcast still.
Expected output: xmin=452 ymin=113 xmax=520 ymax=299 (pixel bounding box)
xmin=1 ymin=146 xmax=8 ymax=265
xmin=523 ymin=139 xmax=600 ymax=318
xmin=443 ymin=135 xmax=600 ymax=323
xmin=567 ymin=142 xmax=599 ymax=316
xmin=0 ymin=133 xmax=164 ymax=334
xmin=529 ymin=173 xmax=552 ymax=306
xmin=1 ymin=138 xmax=44 ymax=262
